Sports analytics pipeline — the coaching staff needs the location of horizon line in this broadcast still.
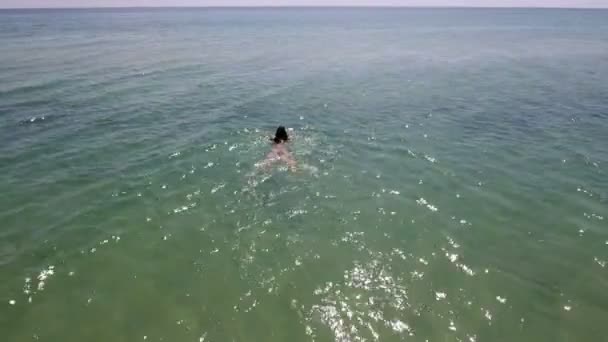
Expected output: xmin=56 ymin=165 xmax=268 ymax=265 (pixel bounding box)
xmin=1 ymin=5 xmax=608 ymax=10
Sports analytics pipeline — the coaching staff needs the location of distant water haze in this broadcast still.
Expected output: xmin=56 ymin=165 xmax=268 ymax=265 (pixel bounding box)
xmin=1 ymin=0 xmax=608 ymax=8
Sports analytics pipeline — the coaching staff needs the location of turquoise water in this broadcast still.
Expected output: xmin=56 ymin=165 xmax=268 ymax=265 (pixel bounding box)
xmin=1 ymin=8 xmax=607 ymax=342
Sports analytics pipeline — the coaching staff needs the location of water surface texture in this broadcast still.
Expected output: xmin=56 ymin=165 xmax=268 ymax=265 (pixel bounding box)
xmin=1 ymin=8 xmax=607 ymax=342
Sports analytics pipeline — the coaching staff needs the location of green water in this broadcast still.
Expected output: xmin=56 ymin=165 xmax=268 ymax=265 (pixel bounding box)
xmin=1 ymin=8 xmax=607 ymax=342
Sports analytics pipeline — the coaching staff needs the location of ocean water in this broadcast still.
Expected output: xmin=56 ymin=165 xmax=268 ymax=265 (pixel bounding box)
xmin=1 ymin=7 xmax=607 ymax=342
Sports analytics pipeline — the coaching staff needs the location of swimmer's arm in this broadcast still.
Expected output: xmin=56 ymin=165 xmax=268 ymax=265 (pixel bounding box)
xmin=256 ymin=151 xmax=278 ymax=170
xmin=284 ymin=152 xmax=297 ymax=172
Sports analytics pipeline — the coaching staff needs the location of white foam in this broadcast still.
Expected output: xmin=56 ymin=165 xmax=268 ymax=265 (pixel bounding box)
xmin=415 ymin=197 xmax=439 ymax=212
xmin=446 ymin=236 xmax=460 ymax=248
xmin=367 ymin=323 xmax=379 ymax=341
xmin=174 ymin=202 xmax=196 ymax=214
xmin=173 ymin=206 xmax=188 ymax=214
xmin=389 ymin=319 xmax=410 ymax=333
xmin=584 ymin=213 xmax=604 ymax=220
xmin=483 ymin=309 xmax=492 ymax=321
xmin=411 ymin=270 xmax=424 ymax=279
xmin=9 ymin=299 xmax=16 ymax=305
xmin=496 ymin=296 xmax=507 ymax=304
xmin=36 ymin=266 xmax=55 ymax=291
xmin=211 ymin=183 xmax=225 ymax=194
xmin=23 ymin=277 xmax=31 ymax=295
xmin=288 ymin=209 xmax=307 ymax=219
xmin=448 ymin=320 xmax=457 ymax=331
xmin=435 ymin=292 xmax=447 ymax=300
xmin=457 ymin=263 xmax=476 ymax=276
xmin=563 ymin=305 xmax=572 ymax=311
xmin=392 ymin=248 xmax=407 ymax=260
xmin=447 ymin=253 xmax=458 ymax=263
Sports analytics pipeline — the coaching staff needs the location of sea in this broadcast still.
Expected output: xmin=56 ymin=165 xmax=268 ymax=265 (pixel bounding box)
xmin=1 ymin=7 xmax=607 ymax=342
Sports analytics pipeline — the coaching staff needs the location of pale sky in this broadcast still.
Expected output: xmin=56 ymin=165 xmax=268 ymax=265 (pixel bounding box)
xmin=1 ymin=0 xmax=607 ymax=8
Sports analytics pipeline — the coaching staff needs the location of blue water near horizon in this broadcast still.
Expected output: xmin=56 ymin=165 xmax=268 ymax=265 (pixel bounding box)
xmin=1 ymin=7 xmax=607 ymax=342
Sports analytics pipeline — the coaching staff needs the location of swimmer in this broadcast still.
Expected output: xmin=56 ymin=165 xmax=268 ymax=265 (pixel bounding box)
xmin=257 ymin=126 xmax=297 ymax=172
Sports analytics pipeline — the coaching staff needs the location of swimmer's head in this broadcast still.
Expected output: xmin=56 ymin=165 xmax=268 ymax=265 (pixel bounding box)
xmin=273 ymin=126 xmax=289 ymax=144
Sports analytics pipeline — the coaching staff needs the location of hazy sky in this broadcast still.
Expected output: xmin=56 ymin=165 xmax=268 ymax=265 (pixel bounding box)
xmin=1 ymin=0 xmax=607 ymax=8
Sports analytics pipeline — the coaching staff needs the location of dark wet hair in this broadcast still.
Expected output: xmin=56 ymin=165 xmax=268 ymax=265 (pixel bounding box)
xmin=273 ymin=126 xmax=289 ymax=144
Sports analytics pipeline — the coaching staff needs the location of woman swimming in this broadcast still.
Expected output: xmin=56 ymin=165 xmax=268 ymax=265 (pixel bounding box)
xmin=258 ymin=126 xmax=297 ymax=171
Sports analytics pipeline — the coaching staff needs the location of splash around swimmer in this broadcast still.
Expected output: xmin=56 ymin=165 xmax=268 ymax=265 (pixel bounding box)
xmin=257 ymin=126 xmax=297 ymax=172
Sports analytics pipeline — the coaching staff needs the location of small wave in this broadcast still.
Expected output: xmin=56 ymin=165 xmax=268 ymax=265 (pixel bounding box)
xmin=20 ymin=115 xmax=47 ymax=124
